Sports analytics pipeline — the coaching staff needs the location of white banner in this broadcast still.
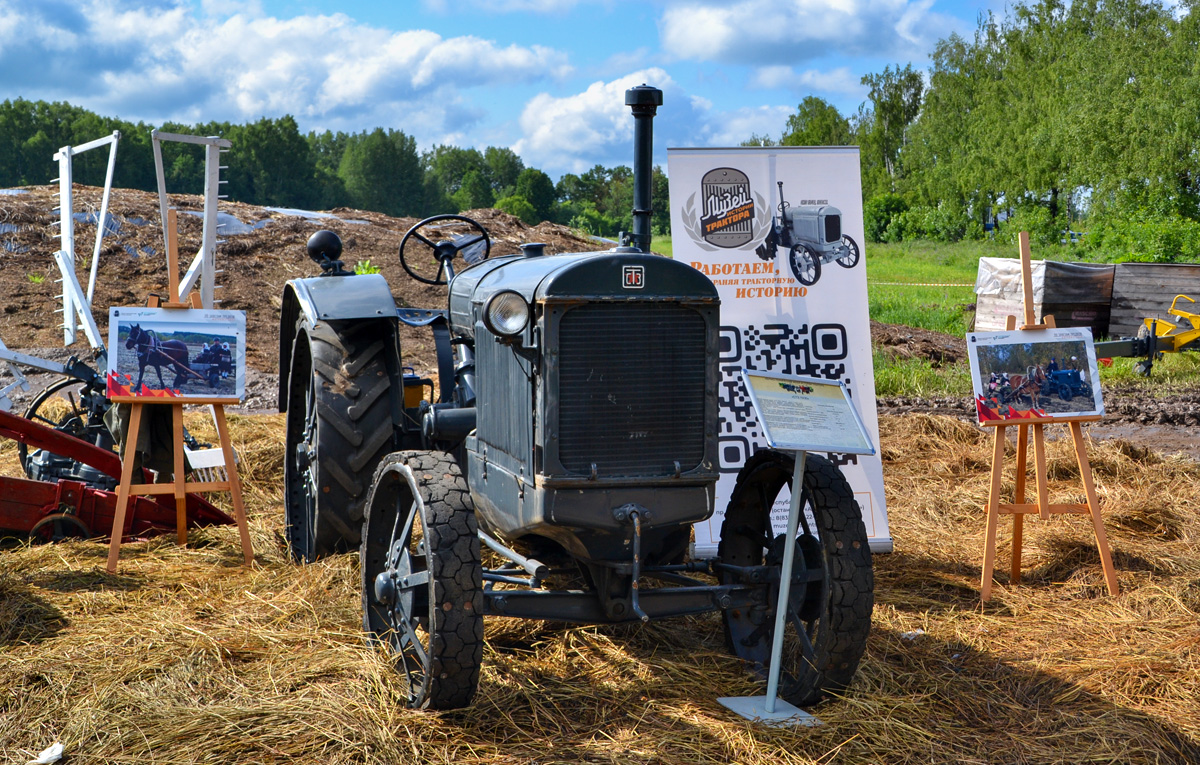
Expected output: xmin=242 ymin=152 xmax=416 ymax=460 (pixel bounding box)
xmin=667 ymin=146 xmax=892 ymax=554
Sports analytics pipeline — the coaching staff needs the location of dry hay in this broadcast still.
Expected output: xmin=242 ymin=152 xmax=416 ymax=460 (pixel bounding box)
xmin=1 ymin=412 xmax=1198 ymax=763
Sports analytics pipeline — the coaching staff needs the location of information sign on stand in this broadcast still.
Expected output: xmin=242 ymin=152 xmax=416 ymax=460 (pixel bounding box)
xmin=718 ymin=370 xmax=874 ymax=727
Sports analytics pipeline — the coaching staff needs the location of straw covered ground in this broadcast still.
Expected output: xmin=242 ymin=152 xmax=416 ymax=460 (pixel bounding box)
xmin=1 ymin=412 xmax=1198 ymax=764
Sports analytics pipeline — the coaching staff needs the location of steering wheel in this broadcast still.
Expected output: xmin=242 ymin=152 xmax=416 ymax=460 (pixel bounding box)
xmin=399 ymin=214 xmax=491 ymax=285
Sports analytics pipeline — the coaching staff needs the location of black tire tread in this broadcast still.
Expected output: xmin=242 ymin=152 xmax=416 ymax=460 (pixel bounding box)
xmin=719 ymin=450 xmax=873 ymax=706
xmin=362 ymin=450 xmax=483 ymax=710
xmin=286 ymin=318 xmax=396 ymax=557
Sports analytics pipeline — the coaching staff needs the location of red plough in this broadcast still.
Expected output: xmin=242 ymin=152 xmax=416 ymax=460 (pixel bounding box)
xmin=0 ymin=408 xmax=234 ymax=542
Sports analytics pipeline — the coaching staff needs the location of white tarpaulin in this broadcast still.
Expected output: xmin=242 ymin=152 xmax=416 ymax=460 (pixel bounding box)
xmin=667 ymin=146 xmax=891 ymax=555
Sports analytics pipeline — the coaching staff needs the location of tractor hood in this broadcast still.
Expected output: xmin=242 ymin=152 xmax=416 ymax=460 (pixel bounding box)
xmin=448 ymin=249 xmax=718 ymax=338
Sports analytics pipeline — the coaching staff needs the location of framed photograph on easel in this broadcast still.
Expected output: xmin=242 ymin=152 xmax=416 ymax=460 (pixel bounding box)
xmin=966 ymin=326 xmax=1104 ymax=422
xmin=106 ymin=306 xmax=246 ymax=402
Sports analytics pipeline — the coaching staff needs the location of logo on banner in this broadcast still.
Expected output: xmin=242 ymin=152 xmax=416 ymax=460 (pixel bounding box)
xmin=622 ymin=265 xmax=644 ymax=289
xmin=679 ymin=168 xmax=771 ymax=252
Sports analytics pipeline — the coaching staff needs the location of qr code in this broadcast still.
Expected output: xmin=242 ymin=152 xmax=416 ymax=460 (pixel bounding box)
xmin=718 ymin=322 xmax=858 ymax=472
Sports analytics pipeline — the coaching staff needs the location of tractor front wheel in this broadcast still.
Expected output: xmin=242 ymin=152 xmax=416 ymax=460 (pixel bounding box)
xmin=361 ymin=451 xmax=483 ymax=710
xmin=717 ymin=450 xmax=874 ymax=707
xmin=835 ymin=235 xmax=860 ymax=268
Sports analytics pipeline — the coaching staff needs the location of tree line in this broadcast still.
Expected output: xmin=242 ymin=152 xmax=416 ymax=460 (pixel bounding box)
xmin=0 ymin=98 xmax=668 ymax=238
xmin=758 ymin=0 xmax=1200 ymax=263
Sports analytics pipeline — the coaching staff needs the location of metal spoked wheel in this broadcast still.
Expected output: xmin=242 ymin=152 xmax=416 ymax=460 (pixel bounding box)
xmin=30 ymin=513 xmax=92 ymax=543
xmin=836 ymin=235 xmax=860 ymax=268
xmin=361 ymin=451 xmax=483 ymax=710
xmin=18 ymin=378 xmax=109 ymax=478
xmin=788 ymin=244 xmax=821 ymax=286
xmin=718 ymin=450 xmax=873 ymax=706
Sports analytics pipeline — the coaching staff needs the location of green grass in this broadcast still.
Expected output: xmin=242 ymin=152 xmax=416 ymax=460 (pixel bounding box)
xmin=651 ymin=234 xmax=672 ymax=257
xmin=872 ymin=351 xmax=973 ymax=398
xmin=865 ymin=239 xmax=987 ymax=284
xmin=1096 ymin=348 xmax=1200 ymax=389
xmin=866 ymin=240 xmax=979 ymax=336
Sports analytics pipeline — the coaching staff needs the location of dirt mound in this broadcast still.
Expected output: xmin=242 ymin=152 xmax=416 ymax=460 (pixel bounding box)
xmin=870 ymin=320 xmax=966 ymax=366
xmin=0 ymin=185 xmax=603 ymax=376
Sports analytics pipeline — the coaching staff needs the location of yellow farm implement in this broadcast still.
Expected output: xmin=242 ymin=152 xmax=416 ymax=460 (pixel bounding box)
xmin=1095 ymin=294 xmax=1200 ymax=376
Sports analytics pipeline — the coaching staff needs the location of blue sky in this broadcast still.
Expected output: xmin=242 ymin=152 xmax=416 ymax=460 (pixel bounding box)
xmin=0 ymin=0 xmax=1003 ymax=178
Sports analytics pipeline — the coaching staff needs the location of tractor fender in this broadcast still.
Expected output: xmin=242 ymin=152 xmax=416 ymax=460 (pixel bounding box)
xmin=277 ymin=274 xmax=399 ymax=412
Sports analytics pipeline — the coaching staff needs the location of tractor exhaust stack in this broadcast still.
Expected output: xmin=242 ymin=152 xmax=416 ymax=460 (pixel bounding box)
xmin=625 ymin=84 xmax=663 ymax=254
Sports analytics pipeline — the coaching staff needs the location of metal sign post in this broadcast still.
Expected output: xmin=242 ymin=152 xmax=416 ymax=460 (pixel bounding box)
xmin=718 ymin=371 xmax=875 ymax=727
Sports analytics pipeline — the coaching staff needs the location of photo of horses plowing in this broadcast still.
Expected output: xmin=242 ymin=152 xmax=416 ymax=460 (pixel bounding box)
xmin=112 ymin=323 xmax=237 ymax=398
xmin=1 ymin=186 xmax=1198 ymax=763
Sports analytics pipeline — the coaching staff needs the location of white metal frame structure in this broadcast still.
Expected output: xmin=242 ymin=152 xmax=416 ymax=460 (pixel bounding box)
xmin=151 ymin=130 xmax=232 ymax=308
xmin=0 ymin=336 xmax=30 ymax=412
xmin=52 ymin=131 xmax=120 ymax=349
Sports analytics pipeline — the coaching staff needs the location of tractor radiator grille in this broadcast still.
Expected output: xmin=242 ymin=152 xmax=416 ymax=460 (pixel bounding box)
xmin=557 ymin=303 xmax=707 ymax=477
xmin=825 ymin=215 xmax=841 ymax=243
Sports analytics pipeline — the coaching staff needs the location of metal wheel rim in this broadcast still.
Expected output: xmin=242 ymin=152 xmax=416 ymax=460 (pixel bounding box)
xmin=381 ymin=489 xmax=434 ymax=703
xmin=30 ymin=513 xmax=91 ymax=543
xmin=789 ymin=246 xmax=817 ymax=284
xmin=722 ymin=478 xmax=828 ymax=681
xmin=298 ymin=374 xmax=318 ymax=557
xmin=836 ymin=236 xmax=860 ymax=267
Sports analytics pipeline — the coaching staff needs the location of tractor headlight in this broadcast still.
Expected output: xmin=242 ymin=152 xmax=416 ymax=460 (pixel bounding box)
xmin=483 ymin=290 xmax=530 ymax=338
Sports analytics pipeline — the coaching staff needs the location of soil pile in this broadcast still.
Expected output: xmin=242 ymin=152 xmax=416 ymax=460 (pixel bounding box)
xmin=1 ymin=185 xmax=602 ymax=375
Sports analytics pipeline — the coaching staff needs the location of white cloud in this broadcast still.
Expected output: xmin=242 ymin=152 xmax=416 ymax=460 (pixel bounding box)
xmin=423 ymin=0 xmax=585 ymax=12
xmin=0 ymin=0 xmax=571 ymax=140
xmin=513 ymin=71 xmax=799 ymax=175
xmin=513 ymin=68 xmax=682 ymax=174
xmin=750 ymin=65 xmax=863 ymax=98
xmin=696 ymin=104 xmax=793 ymax=147
xmin=200 ymin=0 xmax=262 ymax=17
xmin=660 ymin=0 xmax=960 ymax=64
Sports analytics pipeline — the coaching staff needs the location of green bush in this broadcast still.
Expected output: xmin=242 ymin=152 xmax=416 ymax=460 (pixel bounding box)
xmin=1086 ymin=211 xmax=1200 ymax=262
xmin=888 ymin=202 xmax=969 ymax=243
xmin=999 ymin=204 xmax=1061 ymax=248
xmin=495 ymin=194 xmax=538 ymax=225
xmin=567 ymin=202 xmax=620 ymax=238
xmin=864 ymin=193 xmax=908 ymax=242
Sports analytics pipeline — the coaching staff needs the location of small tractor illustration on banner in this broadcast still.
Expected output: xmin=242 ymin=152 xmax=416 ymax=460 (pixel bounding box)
xmin=755 ymin=181 xmax=860 ymax=286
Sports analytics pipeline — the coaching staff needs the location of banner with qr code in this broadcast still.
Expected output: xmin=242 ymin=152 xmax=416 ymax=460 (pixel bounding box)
xmin=668 ymin=146 xmax=892 ymax=555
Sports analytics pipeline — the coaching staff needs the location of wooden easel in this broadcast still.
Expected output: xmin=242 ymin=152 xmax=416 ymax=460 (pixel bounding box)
xmin=979 ymin=232 xmax=1118 ymax=601
xmin=105 ymin=209 xmax=253 ymax=573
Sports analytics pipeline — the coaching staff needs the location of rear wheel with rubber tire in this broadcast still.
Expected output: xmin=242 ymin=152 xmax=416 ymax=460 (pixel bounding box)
xmin=718 ymin=450 xmax=874 ymax=707
xmin=284 ymin=318 xmax=398 ymax=562
xmin=361 ymin=451 xmax=483 ymax=710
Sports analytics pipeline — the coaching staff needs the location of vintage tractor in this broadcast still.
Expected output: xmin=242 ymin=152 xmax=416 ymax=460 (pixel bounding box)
xmin=277 ymin=86 xmax=874 ymax=710
xmin=754 ymin=181 xmax=860 ymax=286
xmin=1043 ymin=368 xmax=1089 ymax=401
